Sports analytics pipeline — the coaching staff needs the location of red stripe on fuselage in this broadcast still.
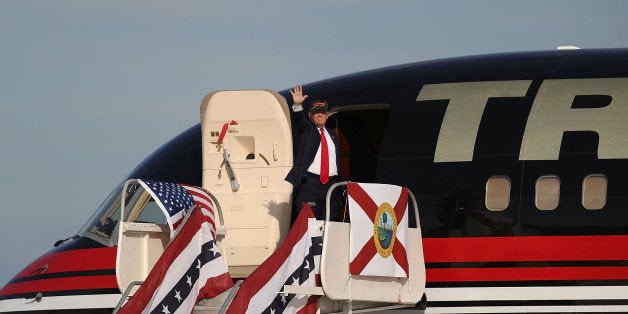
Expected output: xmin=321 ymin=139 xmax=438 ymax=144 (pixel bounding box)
xmin=427 ymin=266 xmax=628 ymax=282
xmin=0 ymin=275 xmax=118 ymax=295
xmin=423 ymin=235 xmax=628 ymax=263
xmin=0 ymin=247 xmax=118 ymax=296
xmin=13 ymin=247 xmax=117 ymax=278
xmin=423 ymin=235 xmax=628 ymax=282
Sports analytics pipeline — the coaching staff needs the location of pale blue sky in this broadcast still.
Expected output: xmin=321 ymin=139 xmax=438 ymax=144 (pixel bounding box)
xmin=0 ymin=0 xmax=626 ymax=285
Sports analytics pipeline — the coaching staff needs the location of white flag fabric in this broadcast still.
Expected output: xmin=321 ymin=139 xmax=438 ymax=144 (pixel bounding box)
xmin=138 ymin=180 xmax=217 ymax=237
xmin=348 ymin=182 xmax=409 ymax=277
xmin=226 ymin=204 xmax=322 ymax=314
xmin=117 ymin=208 xmax=233 ymax=314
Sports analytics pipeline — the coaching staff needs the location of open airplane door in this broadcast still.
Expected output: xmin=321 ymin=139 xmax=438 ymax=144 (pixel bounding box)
xmin=115 ymin=180 xmax=171 ymax=295
xmin=201 ymin=90 xmax=294 ymax=277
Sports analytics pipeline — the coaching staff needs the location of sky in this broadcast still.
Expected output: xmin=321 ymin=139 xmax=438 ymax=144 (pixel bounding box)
xmin=0 ymin=0 xmax=627 ymax=287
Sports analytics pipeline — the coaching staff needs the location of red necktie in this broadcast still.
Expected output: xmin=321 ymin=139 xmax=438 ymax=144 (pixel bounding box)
xmin=319 ymin=128 xmax=329 ymax=184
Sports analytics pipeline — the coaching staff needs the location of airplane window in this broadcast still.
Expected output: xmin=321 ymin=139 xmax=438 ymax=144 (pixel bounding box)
xmin=230 ymin=135 xmax=256 ymax=162
xmin=78 ymin=185 xmax=123 ymax=240
xmin=122 ymin=184 xmax=168 ymax=225
xmin=582 ymin=174 xmax=607 ymax=210
xmin=135 ymin=199 xmax=167 ymax=224
xmin=485 ymin=176 xmax=511 ymax=211
xmin=535 ymin=175 xmax=560 ymax=211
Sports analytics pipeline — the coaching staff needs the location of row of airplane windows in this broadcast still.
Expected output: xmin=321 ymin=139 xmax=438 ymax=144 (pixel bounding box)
xmin=485 ymin=174 xmax=607 ymax=212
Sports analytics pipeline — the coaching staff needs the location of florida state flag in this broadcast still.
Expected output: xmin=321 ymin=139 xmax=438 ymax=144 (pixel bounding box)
xmin=348 ymin=182 xmax=409 ymax=278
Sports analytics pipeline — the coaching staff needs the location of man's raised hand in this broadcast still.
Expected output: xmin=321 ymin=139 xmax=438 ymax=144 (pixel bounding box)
xmin=290 ymin=85 xmax=308 ymax=105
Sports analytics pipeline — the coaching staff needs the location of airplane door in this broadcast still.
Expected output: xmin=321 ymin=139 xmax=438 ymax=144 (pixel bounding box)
xmin=200 ymin=90 xmax=293 ymax=277
xmin=116 ymin=180 xmax=170 ymax=294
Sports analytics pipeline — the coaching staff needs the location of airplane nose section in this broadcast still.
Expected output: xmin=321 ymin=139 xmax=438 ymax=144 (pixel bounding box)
xmin=0 ymin=237 xmax=120 ymax=312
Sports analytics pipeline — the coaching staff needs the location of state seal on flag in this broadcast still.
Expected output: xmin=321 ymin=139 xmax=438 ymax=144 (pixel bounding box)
xmin=374 ymin=202 xmax=396 ymax=258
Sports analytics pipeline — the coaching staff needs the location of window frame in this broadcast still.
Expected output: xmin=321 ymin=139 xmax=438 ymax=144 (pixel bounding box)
xmin=485 ymin=175 xmax=511 ymax=211
xmin=535 ymin=175 xmax=561 ymax=211
xmin=582 ymin=174 xmax=608 ymax=210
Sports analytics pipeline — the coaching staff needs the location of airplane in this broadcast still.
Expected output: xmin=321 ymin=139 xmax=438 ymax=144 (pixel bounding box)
xmin=0 ymin=47 xmax=627 ymax=313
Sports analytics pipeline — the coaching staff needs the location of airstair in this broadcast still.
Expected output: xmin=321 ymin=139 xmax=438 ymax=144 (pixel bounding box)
xmin=114 ymin=90 xmax=426 ymax=313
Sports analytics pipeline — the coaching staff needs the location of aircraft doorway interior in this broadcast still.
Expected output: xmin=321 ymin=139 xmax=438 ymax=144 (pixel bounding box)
xmin=326 ymin=104 xmax=390 ymax=183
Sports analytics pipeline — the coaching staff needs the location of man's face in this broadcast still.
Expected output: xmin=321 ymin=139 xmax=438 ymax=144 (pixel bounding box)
xmin=310 ymin=111 xmax=328 ymax=128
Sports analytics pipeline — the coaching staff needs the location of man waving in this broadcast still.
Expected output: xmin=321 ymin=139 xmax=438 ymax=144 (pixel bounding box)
xmin=285 ymin=85 xmax=343 ymax=221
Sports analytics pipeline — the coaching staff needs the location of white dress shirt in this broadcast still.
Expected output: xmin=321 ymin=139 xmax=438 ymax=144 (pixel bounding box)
xmin=307 ymin=127 xmax=338 ymax=177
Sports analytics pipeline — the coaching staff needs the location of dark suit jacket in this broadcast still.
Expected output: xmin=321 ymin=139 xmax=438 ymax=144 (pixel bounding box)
xmin=285 ymin=109 xmax=343 ymax=189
